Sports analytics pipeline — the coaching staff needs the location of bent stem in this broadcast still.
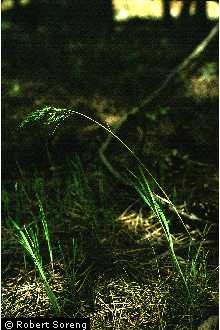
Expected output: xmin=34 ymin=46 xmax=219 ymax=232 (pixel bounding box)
xmin=20 ymin=106 xmax=190 ymax=236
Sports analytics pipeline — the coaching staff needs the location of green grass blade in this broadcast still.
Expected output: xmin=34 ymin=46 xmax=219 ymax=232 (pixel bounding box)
xmin=133 ymin=176 xmax=191 ymax=297
xmin=10 ymin=219 xmax=60 ymax=313
xmin=37 ymin=195 xmax=54 ymax=271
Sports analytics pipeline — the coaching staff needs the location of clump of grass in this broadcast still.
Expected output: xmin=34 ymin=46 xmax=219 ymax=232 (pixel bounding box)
xmin=20 ymin=107 xmax=190 ymax=258
xmin=133 ymin=169 xmax=216 ymax=306
xmin=183 ymin=224 xmax=213 ymax=306
xmin=18 ymin=105 xmax=217 ymax=324
xmin=10 ymin=197 xmax=60 ymax=314
xmin=132 ymin=168 xmax=190 ymax=297
xmin=6 ymin=172 xmax=95 ymax=317
xmin=58 ymin=238 xmax=78 ymax=288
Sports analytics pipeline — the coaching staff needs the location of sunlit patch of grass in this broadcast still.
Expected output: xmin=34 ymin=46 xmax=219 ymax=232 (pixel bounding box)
xmin=90 ymin=253 xmax=218 ymax=329
xmin=91 ymin=277 xmax=168 ymax=329
xmin=117 ymin=207 xmax=196 ymax=247
xmin=117 ymin=208 xmax=165 ymax=245
xmin=188 ymin=62 xmax=218 ymax=100
xmin=91 ymin=269 xmax=218 ymax=329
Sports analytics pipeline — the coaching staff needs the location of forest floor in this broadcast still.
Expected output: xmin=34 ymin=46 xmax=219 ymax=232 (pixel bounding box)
xmin=2 ymin=16 xmax=219 ymax=329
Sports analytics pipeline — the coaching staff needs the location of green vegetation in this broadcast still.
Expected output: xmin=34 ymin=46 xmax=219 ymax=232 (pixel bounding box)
xmin=2 ymin=1 xmax=218 ymax=328
xmin=2 ymin=153 xmax=218 ymax=326
xmin=2 ymin=137 xmax=218 ymax=326
xmin=11 ymin=218 xmax=60 ymax=314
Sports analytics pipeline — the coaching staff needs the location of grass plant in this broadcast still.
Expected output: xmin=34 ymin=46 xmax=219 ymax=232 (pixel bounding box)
xmin=20 ymin=106 xmax=190 ymax=235
xmin=10 ymin=203 xmax=60 ymax=314
xmin=58 ymin=238 xmax=77 ymax=288
xmin=20 ymin=106 xmax=192 ymax=278
xmin=132 ymin=169 xmax=215 ymax=310
xmin=132 ymin=168 xmax=190 ymax=297
xmin=2 ymin=105 xmax=216 ymax=324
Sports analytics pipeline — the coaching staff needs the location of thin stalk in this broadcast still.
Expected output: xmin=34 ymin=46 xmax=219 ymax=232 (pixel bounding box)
xmin=21 ymin=106 xmax=191 ymax=235
xmin=54 ymin=107 xmax=191 ymax=236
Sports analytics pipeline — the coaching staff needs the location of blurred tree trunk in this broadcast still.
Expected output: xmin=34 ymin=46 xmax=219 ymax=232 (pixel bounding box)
xmin=194 ymin=0 xmax=207 ymax=23
xmin=162 ymin=0 xmax=172 ymax=24
xmin=179 ymin=0 xmax=191 ymax=20
xmin=180 ymin=0 xmax=208 ymax=23
xmin=14 ymin=0 xmax=20 ymax=9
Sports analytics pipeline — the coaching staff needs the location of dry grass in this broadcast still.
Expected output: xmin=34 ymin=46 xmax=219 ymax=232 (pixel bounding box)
xmin=2 ymin=263 xmax=67 ymax=317
xmin=91 ymin=277 xmax=169 ymax=329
